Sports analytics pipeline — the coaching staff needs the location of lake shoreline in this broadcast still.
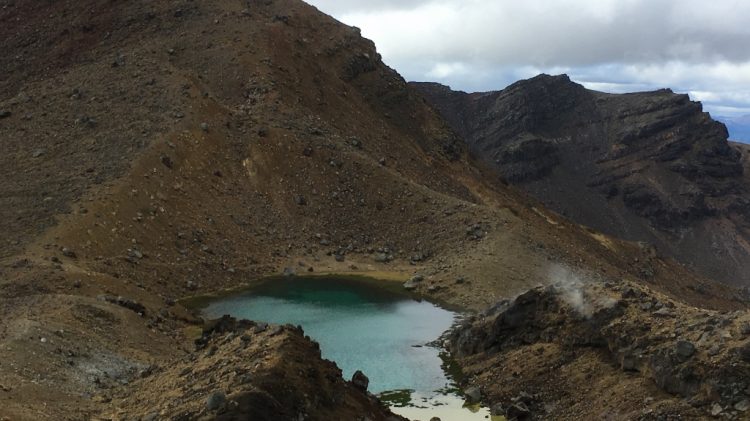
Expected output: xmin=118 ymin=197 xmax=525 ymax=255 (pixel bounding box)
xmin=197 ymin=274 xmax=500 ymax=421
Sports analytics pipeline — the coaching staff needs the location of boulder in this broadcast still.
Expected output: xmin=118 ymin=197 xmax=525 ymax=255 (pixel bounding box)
xmin=403 ymin=275 xmax=424 ymax=290
xmin=490 ymin=403 xmax=505 ymax=415
xmin=160 ymin=155 xmax=174 ymax=169
xmin=736 ymin=342 xmax=750 ymax=363
xmin=506 ymin=402 xmax=531 ymax=420
xmin=675 ymin=340 xmax=696 ymax=361
xmin=514 ymin=391 xmax=534 ymax=404
xmin=735 ymin=399 xmax=750 ymax=412
xmin=464 ymin=386 xmax=481 ymax=403
xmin=206 ymin=390 xmax=226 ymax=411
xmin=653 ymin=307 xmax=675 ymax=317
xmin=98 ymin=295 xmax=146 ymax=315
xmin=61 ymin=247 xmax=77 ymax=258
xmin=351 ymin=370 xmax=369 ymax=391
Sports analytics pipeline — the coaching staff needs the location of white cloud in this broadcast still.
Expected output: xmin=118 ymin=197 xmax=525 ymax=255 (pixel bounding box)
xmin=306 ymin=0 xmax=431 ymax=14
xmin=571 ymin=61 xmax=750 ymax=116
xmin=425 ymin=62 xmax=468 ymax=79
xmin=305 ymin=0 xmax=750 ymax=116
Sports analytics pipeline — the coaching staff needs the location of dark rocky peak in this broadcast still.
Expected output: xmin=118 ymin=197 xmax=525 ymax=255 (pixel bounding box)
xmin=410 ymin=81 xmax=464 ymax=96
xmin=411 ymin=74 xmax=750 ymax=286
xmin=500 ymin=73 xmax=586 ymax=102
xmin=480 ymin=74 xmax=597 ymax=136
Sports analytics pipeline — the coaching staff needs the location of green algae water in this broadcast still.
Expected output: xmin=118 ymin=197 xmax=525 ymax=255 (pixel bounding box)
xmin=201 ymin=276 xmax=503 ymax=421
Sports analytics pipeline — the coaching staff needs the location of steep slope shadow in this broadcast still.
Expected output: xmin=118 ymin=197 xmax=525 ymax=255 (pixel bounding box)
xmin=413 ymin=75 xmax=750 ymax=286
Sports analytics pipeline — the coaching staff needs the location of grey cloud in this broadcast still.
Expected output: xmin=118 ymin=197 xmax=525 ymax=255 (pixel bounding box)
xmin=305 ymin=0 xmax=431 ymax=14
xmin=305 ymin=0 xmax=750 ymax=117
xmin=330 ymin=0 xmax=750 ymax=67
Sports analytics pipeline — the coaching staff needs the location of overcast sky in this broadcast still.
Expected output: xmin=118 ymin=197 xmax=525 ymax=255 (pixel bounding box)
xmin=306 ymin=0 xmax=750 ymax=118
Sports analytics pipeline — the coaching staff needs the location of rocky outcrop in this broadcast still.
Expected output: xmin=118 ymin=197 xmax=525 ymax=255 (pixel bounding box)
xmin=449 ymin=279 xmax=750 ymax=419
xmin=2 ymin=0 xmax=749 ymax=419
xmin=413 ymin=76 xmax=750 ymax=286
xmin=104 ymin=316 xmax=403 ymax=421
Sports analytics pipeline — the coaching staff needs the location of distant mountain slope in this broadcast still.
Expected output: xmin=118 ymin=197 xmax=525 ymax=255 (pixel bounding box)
xmin=718 ymin=114 xmax=750 ymax=143
xmin=413 ymin=75 xmax=750 ymax=286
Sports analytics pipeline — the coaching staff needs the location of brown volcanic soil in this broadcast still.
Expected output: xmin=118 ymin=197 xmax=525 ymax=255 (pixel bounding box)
xmin=0 ymin=1 xmax=748 ymax=420
xmin=412 ymin=76 xmax=750 ymax=287
xmin=449 ymin=276 xmax=750 ymax=419
xmin=101 ymin=317 xmax=402 ymax=421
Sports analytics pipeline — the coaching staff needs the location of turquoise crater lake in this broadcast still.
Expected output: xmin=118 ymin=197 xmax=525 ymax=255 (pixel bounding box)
xmin=200 ymin=276 xmax=498 ymax=421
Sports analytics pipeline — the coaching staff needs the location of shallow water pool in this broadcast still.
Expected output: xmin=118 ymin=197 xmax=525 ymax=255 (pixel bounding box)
xmin=201 ymin=276 xmax=502 ymax=421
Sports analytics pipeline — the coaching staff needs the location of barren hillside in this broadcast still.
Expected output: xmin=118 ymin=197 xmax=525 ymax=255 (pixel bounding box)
xmin=0 ymin=1 xmax=748 ymax=420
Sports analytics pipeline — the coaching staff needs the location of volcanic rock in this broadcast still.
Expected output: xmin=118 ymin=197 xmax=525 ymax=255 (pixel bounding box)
xmin=413 ymin=76 xmax=750 ymax=286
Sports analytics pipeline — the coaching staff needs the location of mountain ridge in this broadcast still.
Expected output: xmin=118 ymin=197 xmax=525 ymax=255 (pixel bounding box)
xmin=412 ymin=75 xmax=750 ymax=286
xmin=1 ymin=1 xmax=748 ymax=419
